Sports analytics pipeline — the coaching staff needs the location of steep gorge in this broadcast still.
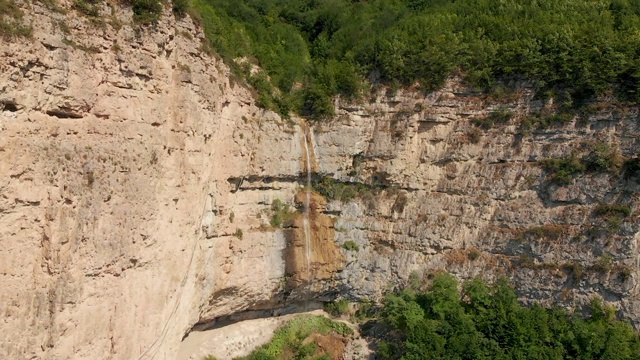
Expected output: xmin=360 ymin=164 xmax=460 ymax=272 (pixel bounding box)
xmin=1 ymin=3 xmax=640 ymax=360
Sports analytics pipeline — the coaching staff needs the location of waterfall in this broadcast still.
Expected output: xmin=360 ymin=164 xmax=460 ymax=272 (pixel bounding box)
xmin=302 ymin=125 xmax=313 ymax=285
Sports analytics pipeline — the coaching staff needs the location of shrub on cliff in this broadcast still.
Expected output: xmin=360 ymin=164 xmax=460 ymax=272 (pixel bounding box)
xmin=342 ymin=240 xmax=359 ymax=252
xmin=623 ymin=157 xmax=640 ymax=179
xmin=591 ymin=203 xmax=630 ymax=233
xmin=72 ymin=0 xmax=101 ymax=17
xmin=172 ymin=0 xmax=189 ymax=17
xmin=312 ymin=177 xmax=371 ymax=202
xmin=470 ymin=109 xmax=513 ymax=130
xmin=129 ymin=0 xmax=162 ymax=24
xmin=325 ymin=299 xmax=350 ymax=316
xmin=593 ymin=203 xmax=632 ymax=218
xmin=270 ymin=199 xmax=294 ymax=228
xmin=583 ymin=142 xmax=624 ymax=173
xmin=0 ymin=0 xmax=32 ymax=39
xmin=540 ymin=156 xmax=586 ymax=185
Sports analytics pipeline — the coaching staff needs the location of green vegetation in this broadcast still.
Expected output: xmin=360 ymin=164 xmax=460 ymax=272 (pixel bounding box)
xmin=470 ymin=109 xmax=513 ymax=130
xmin=270 ymin=199 xmax=295 ymax=228
xmin=354 ymin=300 xmax=374 ymax=322
xmin=70 ymin=0 xmax=164 ymax=25
xmin=325 ymin=299 xmax=350 ymax=316
xmin=73 ymin=0 xmax=101 ymax=17
xmin=233 ymin=228 xmax=243 ymax=239
xmin=522 ymin=224 xmax=568 ymax=242
xmin=129 ymin=0 xmax=163 ymax=24
xmin=312 ymin=177 xmax=372 ymax=202
xmin=380 ymin=273 xmax=640 ymax=360
xmin=593 ymin=203 xmax=632 ymax=218
xmin=466 ymin=128 xmax=482 ymax=144
xmin=539 ymin=142 xmax=624 ymax=184
xmin=172 ymin=0 xmax=189 ymax=17
xmin=35 ymin=0 xmax=67 ymax=14
xmin=562 ymin=262 xmax=585 ymax=283
xmin=593 ymin=253 xmax=615 ymax=272
xmin=518 ymin=256 xmax=558 ymax=271
xmin=0 ymin=0 xmax=32 ymax=39
xmin=519 ymin=110 xmax=575 ymax=134
xmin=62 ymin=38 xmax=101 ymax=53
xmin=341 ymin=240 xmax=359 ymax=252
xmin=583 ymin=142 xmax=623 ymax=172
xmin=238 ymin=315 xmax=352 ymax=360
xmin=593 ymin=202 xmax=631 ymax=234
xmin=539 ymin=156 xmax=586 ymax=185
xmin=188 ymin=0 xmax=640 ymax=118
xmin=68 ymin=0 xmax=163 ymax=25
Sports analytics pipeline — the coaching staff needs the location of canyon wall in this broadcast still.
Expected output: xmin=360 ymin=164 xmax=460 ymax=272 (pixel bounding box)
xmin=1 ymin=4 xmax=316 ymax=359
xmin=318 ymin=83 xmax=640 ymax=318
xmin=1 ymin=3 xmax=639 ymax=360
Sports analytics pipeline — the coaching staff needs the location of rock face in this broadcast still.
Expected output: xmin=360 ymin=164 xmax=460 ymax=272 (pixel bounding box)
xmin=319 ymin=83 xmax=640 ymax=320
xmin=0 ymin=4 xmax=312 ymax=359
xmin=1 ymin=3 xmax=640 ymax=360
xmin=285 ymin=191 xmax=345 ymax=292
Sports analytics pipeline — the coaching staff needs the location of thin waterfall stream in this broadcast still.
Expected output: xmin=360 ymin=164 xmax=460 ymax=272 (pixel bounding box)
xmin=302 ymin=125 xmax=313 ymax=287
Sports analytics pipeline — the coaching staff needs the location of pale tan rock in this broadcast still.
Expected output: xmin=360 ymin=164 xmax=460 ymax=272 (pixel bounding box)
xmin=321 ymin=82 xmax=640 ymax=325
xmin=0 ymin=4 xmax=309 ymax=360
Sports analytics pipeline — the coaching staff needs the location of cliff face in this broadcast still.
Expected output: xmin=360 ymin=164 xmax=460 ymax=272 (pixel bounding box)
xmin=318 ymin=83 xmax=640 ymax=315
xmin=1 ymin=3 xmax=640 ymax=360
xmin=0 ymin=4 xmax=314 ymax=359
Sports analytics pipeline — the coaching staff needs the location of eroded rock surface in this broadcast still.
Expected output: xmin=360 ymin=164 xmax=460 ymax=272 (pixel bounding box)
xmin=318 ymin=82 xmax=640 ymax=322
xmin=0 ymin=4 xmax=311 ymax=359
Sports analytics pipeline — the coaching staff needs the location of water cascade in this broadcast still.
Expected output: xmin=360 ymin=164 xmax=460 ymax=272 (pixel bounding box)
xmin=302 ymin=124 xmax=313 ymax=286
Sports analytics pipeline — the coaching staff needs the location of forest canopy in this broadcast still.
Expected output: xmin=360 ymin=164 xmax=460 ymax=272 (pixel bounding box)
xmin=378 ymin=273 xmax=640 ymax=359
xmin=190 ymin=0 xmax=640 ymax=117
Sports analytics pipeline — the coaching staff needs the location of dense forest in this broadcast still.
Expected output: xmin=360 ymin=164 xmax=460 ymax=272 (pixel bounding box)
xmin=378 ymin=273 xmax=640 ymax=359
xmin=187 ymin=0 xmax=640 ymax=118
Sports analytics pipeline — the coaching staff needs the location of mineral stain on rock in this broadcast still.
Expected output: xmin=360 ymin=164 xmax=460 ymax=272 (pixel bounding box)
xmin=283 ymin=190 xmax=345 ymax=295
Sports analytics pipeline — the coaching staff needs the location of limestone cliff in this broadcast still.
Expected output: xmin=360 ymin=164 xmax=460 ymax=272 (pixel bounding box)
xmin=1 ymin=3 xmax=319 ymax=359
xmin=1 ymin=2 xmax=640 ymax=360
xmin=318 ymin=83 xmax=640 ymax=319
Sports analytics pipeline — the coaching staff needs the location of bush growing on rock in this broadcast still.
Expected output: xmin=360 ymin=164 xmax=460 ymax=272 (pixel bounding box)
xmin=341 ymin=240 xmax=359 ymax=252
xmin=72 ymin=0 xmax=101 ymax=17
xmin=470 ymin=109 xmax=513 ymax=130
xmin=172 ymin=0 xmax=189 ymax=17
xmin=593 ymin=203 xmax=631 ymax=218
xmin=540 ymin=156 xmax=586 ymax=185
xmin=270 ymin=199 xmax=294 ymax=228
xmin=519 ymin=110 xmax=575 ymax=134
xmin=583 ymin=142 xmax=623 ymax=173
xmin=522 ymin=224 xmax=568 ymax=242
xmin=325 ymin=299 xmax=350 ymax=316
xmin=0 ymin=0 xmax=32 ymax=39
xmin=623 ymin=157 xmax=640 ymax=179
xmin=129 ymin=0 xmax=162 ymax=24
